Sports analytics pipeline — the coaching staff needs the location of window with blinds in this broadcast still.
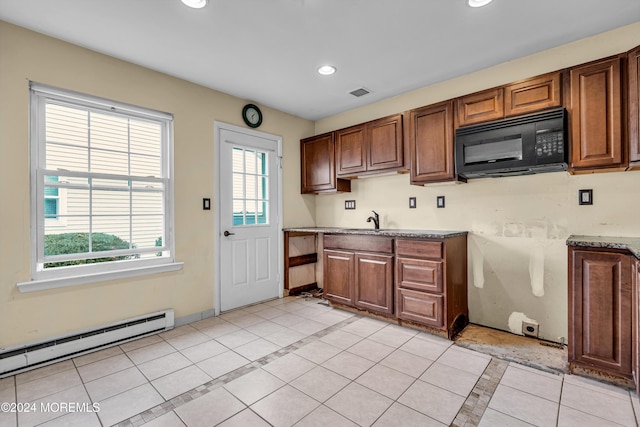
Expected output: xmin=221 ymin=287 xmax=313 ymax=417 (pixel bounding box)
xmin=29 ymin=84 xmax=174 ymax=277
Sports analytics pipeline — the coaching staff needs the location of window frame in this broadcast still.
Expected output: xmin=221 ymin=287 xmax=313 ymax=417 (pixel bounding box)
xmin=20 ymin=83 xmax=181 ymax=292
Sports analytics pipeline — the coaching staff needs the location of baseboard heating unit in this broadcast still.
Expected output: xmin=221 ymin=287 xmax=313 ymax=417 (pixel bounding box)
xmin=0 ymin=309 xmax=174 ymax=378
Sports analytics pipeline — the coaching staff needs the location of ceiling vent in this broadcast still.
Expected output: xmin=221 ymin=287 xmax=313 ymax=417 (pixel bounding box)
xmin=349 ymin=87 xmax=371 ymax=98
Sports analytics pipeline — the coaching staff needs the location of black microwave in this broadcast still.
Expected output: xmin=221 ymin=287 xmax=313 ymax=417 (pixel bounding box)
xmin=455 ymin=108 xmax=567 ymax=179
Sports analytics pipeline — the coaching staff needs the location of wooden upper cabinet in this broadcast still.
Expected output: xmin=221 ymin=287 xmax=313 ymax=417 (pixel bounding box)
xmin=336 ymin=125 xmax=367 ymax=176
xmin=336 ymin=114 xmax=405 ymax=178
xmin=568 ymin=56 xmax=625 ymax=170
xmin=504 ymin=72 xmax=562 ymax=117
xmin=300 ymin=133 xmax=350 ymax=194
xmin=406 ymin=100 xmax=456 ymax=184
xmin=368 ymin=114 xmax=404 ymax=172
xmin=457 ymin=88 xmax=504 ymax=126
xmin=457 ymin=73 xmax=563 ymax=127
xmin=629 ymin=45 xmax=640 ymax=167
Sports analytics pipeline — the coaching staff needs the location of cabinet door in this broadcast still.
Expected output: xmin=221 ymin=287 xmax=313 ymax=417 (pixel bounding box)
xmin=336 ymin=125 xmax=367 ymax=177
xmin=354 ymin=252 xmax=394 ymax=314
xmin=456 ymin=88 xmax=504 ymax=126
xmin=300 ymin=133 xmax=350 ymax=194
xmin=367 ymin=114 xmax=404 ymax=172
xmin=407 ymin=101 xmax=455 ymax=184
xmin=323 ymin=249 xmax=354 ymax=306
xmin=569 ymin=57 xmax=624 ymax=170
xmin=396 ymin=288 xmax=444 ymax=327
xmin=569 ymin=249 xmax=632 ymax=377
xmin=504 ymin=72 xmax=562 ymax=117
xmin=629 ymin=45 xmax=640 ymax=166
xmin=634 ymin=260 xmax=640 ymax=393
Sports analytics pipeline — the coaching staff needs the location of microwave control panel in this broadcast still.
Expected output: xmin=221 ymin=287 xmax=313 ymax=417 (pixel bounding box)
xmin=535 ymin=131 xmax=564 ymax=158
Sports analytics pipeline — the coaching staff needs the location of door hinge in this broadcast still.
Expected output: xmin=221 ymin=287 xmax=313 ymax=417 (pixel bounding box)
xmin=278 ymin=156 xmax=283 ymax=169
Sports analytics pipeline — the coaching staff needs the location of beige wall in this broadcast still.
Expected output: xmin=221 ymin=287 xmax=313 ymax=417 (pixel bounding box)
xmin=313 ymin=22 xmax=640 ymax=342
xmin=0 ymin=21 xmax=315 ymax=347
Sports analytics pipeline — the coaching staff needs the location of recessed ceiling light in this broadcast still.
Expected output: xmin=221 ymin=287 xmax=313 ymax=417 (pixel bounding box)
xmin=317 ymin=65 xmax=337 ymax=76
xmin=468 ymin=0 xmax=493 ymax=7
xmin=181 ymin=0 xmax=207 ymax=9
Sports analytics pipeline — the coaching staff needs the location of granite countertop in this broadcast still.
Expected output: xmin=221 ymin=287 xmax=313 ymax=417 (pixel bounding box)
xmin=567 ymin=235 xmax=640 ymax=259
xmin=283 ymin=227 xmax=467 ymax=239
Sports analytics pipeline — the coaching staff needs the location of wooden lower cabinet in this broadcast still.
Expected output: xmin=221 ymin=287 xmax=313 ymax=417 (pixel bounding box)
xmin=569 ymin=248 xmax=633 ymax=378
xmin=634 ymin=260 xmax=640 ymax=393
xmin=323 ymin=235 xmax=394 ymax=315
xmin=354 ymin=253 xmax=394 ymax=314
xmin=395 ymin=236 xmax=468 ymax=338
xmin=323 ymin=249 xmax=355 ymax=306
xmin=323 ymin=233 xmax=467 ymax=338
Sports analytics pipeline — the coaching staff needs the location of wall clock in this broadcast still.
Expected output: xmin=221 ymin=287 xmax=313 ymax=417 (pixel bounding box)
xmin=242 ymin=103 xmax=262 ymax=128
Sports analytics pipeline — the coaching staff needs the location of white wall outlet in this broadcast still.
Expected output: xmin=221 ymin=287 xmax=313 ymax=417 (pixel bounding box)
xmin=522 ymin=320 xmax=539 ymax=338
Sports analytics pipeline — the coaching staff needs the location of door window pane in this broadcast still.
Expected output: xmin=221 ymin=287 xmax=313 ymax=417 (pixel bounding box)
xmin=231 ymin=147 xmax=269 ymax=226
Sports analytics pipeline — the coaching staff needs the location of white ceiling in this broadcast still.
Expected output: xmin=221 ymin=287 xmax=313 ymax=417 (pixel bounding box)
xmin=1 ymin=0 xmax=639 ymax=120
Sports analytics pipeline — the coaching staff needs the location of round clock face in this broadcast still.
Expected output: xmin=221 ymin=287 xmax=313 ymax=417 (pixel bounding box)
xmin=242 ymin=104 xmax=262 ymax=128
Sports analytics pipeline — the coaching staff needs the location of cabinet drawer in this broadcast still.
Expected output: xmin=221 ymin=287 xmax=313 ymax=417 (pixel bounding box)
xmin=395 ymin=239 xmax=442 ymax=259
xmin=396 ymin=288 xmax=444 ymax=327
xmin=324 ymin=234 xmax=393 ymax=254
xmin=397 ymin=257 xmax=442 ymax=293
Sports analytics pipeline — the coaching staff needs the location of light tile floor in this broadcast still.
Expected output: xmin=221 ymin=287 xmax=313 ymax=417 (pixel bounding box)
xmin=0 ymin=296 xmax=639 ymax=427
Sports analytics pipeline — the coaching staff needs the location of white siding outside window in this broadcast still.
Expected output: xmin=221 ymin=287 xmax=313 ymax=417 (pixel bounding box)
xmin=20 ymin=83 xmax=181 ymax=292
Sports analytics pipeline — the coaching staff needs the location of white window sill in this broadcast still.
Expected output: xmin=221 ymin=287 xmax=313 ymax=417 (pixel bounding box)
xmin=16 ymin=262 xmax=184 ymax=293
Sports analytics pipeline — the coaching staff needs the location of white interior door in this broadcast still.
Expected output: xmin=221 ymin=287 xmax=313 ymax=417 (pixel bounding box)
xmin=217 ymin=125 xmax=281 ymax=312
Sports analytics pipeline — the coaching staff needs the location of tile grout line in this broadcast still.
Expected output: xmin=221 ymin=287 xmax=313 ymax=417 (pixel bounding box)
xmin=116 ymin=309 xmax=363 ymax=427
xmin=556 ymin=375 xmax=565 ymax=427
xmin=451 ymin=357 xmax=509 ymax=427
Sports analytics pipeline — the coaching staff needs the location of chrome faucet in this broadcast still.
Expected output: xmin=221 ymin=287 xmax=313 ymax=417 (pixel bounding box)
xmin=366 ymin=210 xmax=380 ymax=230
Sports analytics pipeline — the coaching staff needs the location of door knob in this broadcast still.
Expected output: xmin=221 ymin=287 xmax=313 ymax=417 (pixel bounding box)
xmin=224 ymin=230 xmax=235 ymax=237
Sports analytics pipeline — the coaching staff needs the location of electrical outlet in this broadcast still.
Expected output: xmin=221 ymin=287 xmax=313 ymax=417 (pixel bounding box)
xmin=579 ymin=189 xmax=593 ymax=205
xmin=436 ymin=196 xmax=445 ymax=208
xmin=409 ymin=197 xmax=416 ymax=209
xmin=345 ymin=200 xmax=356 ymax=210
xmin=522 ymin=321 xmax=539 ymax=338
